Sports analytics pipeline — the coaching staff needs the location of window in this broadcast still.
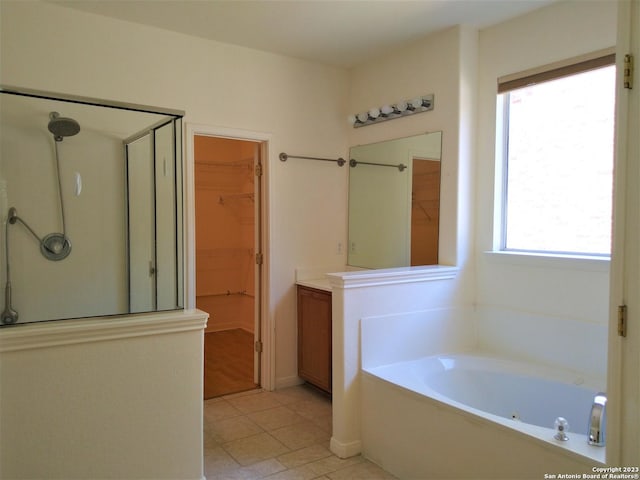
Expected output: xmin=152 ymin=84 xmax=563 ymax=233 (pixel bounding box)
xmin=498 ymin=53 xmax=616 ymax=257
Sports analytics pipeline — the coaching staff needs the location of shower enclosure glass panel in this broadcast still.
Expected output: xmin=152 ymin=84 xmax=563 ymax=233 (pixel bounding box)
xmin=0 ymin=86 xmax=185 ymax=326
xmin=126 ymin=121 xmax=180 ymax=313
xmin=127 ymin=134 xmax=156 ymax=313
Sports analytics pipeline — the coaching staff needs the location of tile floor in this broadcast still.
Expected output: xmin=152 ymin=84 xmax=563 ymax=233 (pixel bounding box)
xmin=203 ymin=385 xmax=397 ymax=479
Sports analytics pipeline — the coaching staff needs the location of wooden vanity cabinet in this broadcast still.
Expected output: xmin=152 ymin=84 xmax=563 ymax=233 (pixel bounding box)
xmin=297 ymin=285 xmax=332 ymax=393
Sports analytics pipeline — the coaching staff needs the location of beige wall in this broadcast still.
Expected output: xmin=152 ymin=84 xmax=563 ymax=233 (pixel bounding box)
xmin=2 ymin=0 xmax=638 ymax=476
xmin=330 ymin=25 xmax=478 ymax=458
xmin=0 ymin=311 xmax=208 ymax=480
xmin=0 ymin=0 xmax=350 ymax=388
xmin=475 ymin=0 xmax=617 ymax=374
xmin=348 ymin=26 xmax=477 ymax=310
xmin=0 ymin=1 xmax=349 ymax=477
xmin=349 ymin=26 xmax=467 ymax=267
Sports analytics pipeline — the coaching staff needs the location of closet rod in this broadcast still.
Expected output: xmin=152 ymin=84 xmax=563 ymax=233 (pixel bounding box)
xmin=208 ymin=290 xmax=247 ymax=297
xmin=279 ymin=152 xmax=346 ymax=166
xmin=349 ymin=158 xmax=407 ymax=172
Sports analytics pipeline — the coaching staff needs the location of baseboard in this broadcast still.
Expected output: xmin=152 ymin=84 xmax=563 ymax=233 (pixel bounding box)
xmin=330 ymin=437 xmax=362 ymax=458
xmin=275 ymin=375 xmax=304 ymax=389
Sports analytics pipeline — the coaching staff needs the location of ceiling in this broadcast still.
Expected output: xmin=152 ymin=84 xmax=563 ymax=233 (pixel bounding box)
xmin=48 ymin=0 xmax=555 ymax=68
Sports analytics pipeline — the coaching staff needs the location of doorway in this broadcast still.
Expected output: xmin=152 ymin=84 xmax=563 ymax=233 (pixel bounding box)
xmin=410 ymin=157 xmax=441 ymax=265
xmin=194 ymin=135 xmax=263 ymax=399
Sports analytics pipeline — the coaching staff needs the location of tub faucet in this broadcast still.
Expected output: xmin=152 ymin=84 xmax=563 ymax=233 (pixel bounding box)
xmin=588 ymin=392 xmax=607 ymax=446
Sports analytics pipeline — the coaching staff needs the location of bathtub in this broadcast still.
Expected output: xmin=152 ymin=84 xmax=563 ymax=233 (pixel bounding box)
xmin=361 ymin=353 xmax=606 ymax=479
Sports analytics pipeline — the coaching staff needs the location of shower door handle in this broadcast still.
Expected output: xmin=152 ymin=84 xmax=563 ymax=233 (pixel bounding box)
xmin=149 ymin=261 xmax=156 ymax=276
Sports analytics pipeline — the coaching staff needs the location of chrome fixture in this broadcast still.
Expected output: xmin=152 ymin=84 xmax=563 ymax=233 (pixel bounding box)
xmin=588 ymin=392 xmax=607 ymax=446
xmin=6 ymin=207 xmax=72 ymax=261
xmin=49 ymin=111 xmax=79 ymax=256
xmin=349 ymin=158 xmax=406 ymax=172
xmin=1 ymin=217 xmax=18 ymax=325
xmin=48 ymin=111 xmax=80 ymax=142
xmin=279 ymin=152 xmax=346 ymax=166
xmin=6 ymin=111 xmax=79 ymax=262
xmin=348 ymin=94 xmax=434 ymax=128
xmin=553 ymin=417 xmax=569 ymax=441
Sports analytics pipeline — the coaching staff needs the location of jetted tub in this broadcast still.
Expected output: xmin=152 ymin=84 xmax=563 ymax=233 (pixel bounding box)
xmin=361 ymin=354 xmax=606 ymax=479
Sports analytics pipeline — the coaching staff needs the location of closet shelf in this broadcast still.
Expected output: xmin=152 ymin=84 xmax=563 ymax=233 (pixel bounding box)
xmin=207 ymin=289 xmax=248 ymax=297
xmin=195 ymin=157 xmax=253 ymax=168
xmin=196 ymin=291 xmax=256 ymax=299
xmin=196 ymin=248 xmax=253 ymax=257
xmin=219 ymin=193 xmax=254 ymax=205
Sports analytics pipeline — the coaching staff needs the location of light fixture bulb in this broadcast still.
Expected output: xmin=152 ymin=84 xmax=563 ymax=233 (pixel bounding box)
xmin=368 ymin=107 xmax=380 ymax=119
xmin=357 ymin=112 xmax=369 ymax=123
xmin=395 ymin=101 xmax=408 ymax=112
xmin=347 ymin=114 xmax=357 ymax=125
xmin=380 ymin=105 xmax=394 ymax=115
xmin=410 ymin=97 xmax=424 ymax=109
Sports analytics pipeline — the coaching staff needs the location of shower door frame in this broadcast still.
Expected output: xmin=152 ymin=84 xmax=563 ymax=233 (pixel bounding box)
xmin=125 ymin=119 xmax=182 ymax=314
xmin=185 ymin=123 xmax=273 ymax=391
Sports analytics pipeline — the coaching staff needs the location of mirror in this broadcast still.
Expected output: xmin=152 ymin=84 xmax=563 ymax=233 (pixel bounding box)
xmin=348 ymin=132 xmax=442 ymax=269
xmin=0 ymin=86 xmax=184 ymax=326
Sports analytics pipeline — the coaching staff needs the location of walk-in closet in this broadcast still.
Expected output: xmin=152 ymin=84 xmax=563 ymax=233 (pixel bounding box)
xmin=194 ymin=135 xmax=260 ymax=399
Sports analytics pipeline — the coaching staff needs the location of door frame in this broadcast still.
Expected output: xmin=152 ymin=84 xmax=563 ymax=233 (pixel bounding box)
xmin=185 ymin=123 xmax=274 ymax=391
xmin=607 ymin=0 xmax=639 ymax=464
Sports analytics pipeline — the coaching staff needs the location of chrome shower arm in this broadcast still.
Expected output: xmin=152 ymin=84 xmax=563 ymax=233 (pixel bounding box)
xmin=8 ymin=207 xmax=45 ymax=245
xmin=7 ymin=207 xmax=70 ymax=259
xmin=2 ymin=210 xmax=18 ymax=325
xmin=53 ymin=140 xmax=67 ymax=235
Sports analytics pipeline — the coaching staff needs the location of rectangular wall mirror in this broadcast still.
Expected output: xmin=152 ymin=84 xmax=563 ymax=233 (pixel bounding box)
xmin=0 ymin=86 xmax=184 ymax=326
xmin=348 ymin=131 xmax=442 ymax=269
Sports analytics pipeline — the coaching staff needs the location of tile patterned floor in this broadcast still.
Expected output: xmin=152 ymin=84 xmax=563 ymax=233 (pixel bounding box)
xmin=203 ymin=385 xmax=397 ymax=479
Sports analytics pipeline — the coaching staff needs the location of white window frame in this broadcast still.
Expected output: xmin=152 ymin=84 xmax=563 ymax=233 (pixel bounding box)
xmin=490 ymin=49 xmax=616 ymax=269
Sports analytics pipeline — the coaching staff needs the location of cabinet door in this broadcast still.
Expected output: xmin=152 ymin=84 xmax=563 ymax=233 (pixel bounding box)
xmin=297 ymin=286 xmax=332 ymax=393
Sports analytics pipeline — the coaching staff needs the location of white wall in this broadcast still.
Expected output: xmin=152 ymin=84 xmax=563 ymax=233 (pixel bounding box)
xmin=475 ymin=1 xmax=618 ymax=375
xmin=329 ymin=267 xmax=467 ymax=458
xmin=329 ymin=25 xmax=479 ymax=458
xmin=0 ymin=311 xmax=207 ymax=480
xmin=0 ymin=0 xmax=350 ymax=387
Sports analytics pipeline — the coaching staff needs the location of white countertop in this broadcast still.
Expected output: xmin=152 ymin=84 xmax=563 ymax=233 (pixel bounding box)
xmin=296 ymin=277 xmax=332 ymax=292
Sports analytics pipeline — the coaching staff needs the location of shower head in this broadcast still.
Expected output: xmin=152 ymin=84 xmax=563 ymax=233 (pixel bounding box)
xmin=48 ymin=112 xmax=80 ymax=141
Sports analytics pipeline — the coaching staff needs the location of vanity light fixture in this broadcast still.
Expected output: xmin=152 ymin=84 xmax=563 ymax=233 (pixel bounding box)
xmin=349 ymin=94 xmax=434 ymax=128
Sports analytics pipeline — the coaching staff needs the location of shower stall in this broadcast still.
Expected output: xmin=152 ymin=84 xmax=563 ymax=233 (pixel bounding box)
xmin=0 ymin=86 xmax=184 ymax=326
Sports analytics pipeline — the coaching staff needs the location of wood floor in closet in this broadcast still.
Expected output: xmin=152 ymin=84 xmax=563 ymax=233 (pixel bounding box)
xmin=204 ymin=328 xmax=257 ymax=399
